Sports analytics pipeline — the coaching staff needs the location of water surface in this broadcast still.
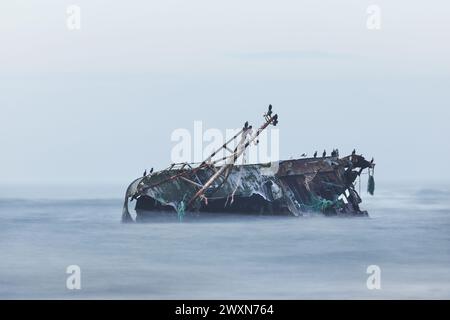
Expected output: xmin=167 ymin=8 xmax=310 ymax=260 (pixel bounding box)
xmin=1 ymin=183 xmax=449 ymax=299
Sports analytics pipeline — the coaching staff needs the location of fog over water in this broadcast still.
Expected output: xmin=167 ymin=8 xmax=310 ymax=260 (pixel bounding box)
xmin=1 ymin=182 xmax=449 ymax=299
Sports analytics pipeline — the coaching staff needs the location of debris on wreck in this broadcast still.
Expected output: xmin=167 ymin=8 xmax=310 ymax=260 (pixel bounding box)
xmin=122 ymin=105 xmax=375 ymax=222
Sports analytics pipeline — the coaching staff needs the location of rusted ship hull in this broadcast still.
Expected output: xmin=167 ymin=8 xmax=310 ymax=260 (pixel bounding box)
xmin=122 ymin=105 xmax=375 ymax=222
xmin=122 ymin=155 xmax=374 ymax=221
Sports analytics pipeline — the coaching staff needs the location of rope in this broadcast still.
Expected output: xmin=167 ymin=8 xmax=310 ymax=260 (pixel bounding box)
xmin=176 ymin=195 xmax=188 ymax=222
xmin=367 ymin=167 xmax=375 ymax=195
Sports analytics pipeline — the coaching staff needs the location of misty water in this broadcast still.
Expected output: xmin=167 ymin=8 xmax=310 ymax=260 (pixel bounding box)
xmin=1 ymin=182 xmax=449 ymax=299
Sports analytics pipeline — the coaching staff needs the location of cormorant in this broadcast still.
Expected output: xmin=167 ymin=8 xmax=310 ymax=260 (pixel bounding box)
xmin=301 ymin=153 xmax=307 ymax=157
xmin=352 ymin=149 xmax=356 ymax=156
xmin=322 ymin=150 xmax=326 ymax=158
xmin=370 ymin=157 xmax=374 ymax=164
xmin=264 ymin=105 xmax=274 ymax=122
xmin=150 ymin=167 xmax=154 ymax=174
xmin=143 ymin=170 xmax=147 ymax=177
xmin=313 ymin=151 xmax=317 ymax=158
xmin=272 ymin=114 xmax=278 ymax=126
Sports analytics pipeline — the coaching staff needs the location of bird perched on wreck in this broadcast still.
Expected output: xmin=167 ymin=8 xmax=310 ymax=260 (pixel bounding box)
xmin=313 ymin=151 xmax=317 ymax=158
xmin=322 ymin=150 xmax=326 ymax=158
xmin=331 ymin=149 xmax=339 ymax=157
xmin=267 ymin=104 xmax=273 ymax=117
xmin=352 ymin=149 xmax=356 ymax=156
xmin=263 ymin=104 xmax=273 ymax=122
xmin=243 ymin=121 xmax=249 ymax=130
xmin=143 ymin=170 xmax=147 ymax=177
xmin=272 ymin=114 xmax=279 ymax=126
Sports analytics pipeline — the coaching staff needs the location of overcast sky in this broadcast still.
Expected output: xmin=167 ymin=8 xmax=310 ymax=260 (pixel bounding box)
xmin=0 ymin=0 xmax=449 ymax=188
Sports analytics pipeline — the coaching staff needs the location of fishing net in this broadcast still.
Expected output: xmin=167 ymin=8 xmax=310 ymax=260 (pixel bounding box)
xmin=176 ymin=199 xmax=186 ymax=222
xmin=367 ymin=175 xmax=375 ymax=195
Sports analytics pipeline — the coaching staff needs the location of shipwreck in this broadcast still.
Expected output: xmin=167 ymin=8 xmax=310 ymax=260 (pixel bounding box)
xmin=122 ymin=105 xmax=375 ymax=222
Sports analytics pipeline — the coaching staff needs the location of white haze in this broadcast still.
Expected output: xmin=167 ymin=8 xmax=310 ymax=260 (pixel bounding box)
xmin=0 ymin=1 xmax=449 ymax=189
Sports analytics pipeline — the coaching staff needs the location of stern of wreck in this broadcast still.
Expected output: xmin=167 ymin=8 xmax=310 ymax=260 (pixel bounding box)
xmin=274 ymin=154 xmax=374 ymax=216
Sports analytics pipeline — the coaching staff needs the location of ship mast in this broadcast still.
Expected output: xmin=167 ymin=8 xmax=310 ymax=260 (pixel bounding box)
xmin=187 ymin=106 xmax=278 ymax=209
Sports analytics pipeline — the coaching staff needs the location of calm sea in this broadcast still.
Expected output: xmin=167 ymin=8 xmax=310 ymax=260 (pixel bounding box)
xmin=1 ymin=182 xmax=449 ymax=299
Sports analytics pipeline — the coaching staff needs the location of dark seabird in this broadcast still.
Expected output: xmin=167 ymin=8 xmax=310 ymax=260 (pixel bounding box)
xmin=267 ymin=104 xmax=273 ymax=117
xmin=313 ymin=151 xmax=317 ymax=158
xmin=322 ymin=150 xmax=326 ymax=158
xmin=272 ymin=114 xmax=278 ymax=125
xmin=143 ymin=170 xmax=147 ymax=177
